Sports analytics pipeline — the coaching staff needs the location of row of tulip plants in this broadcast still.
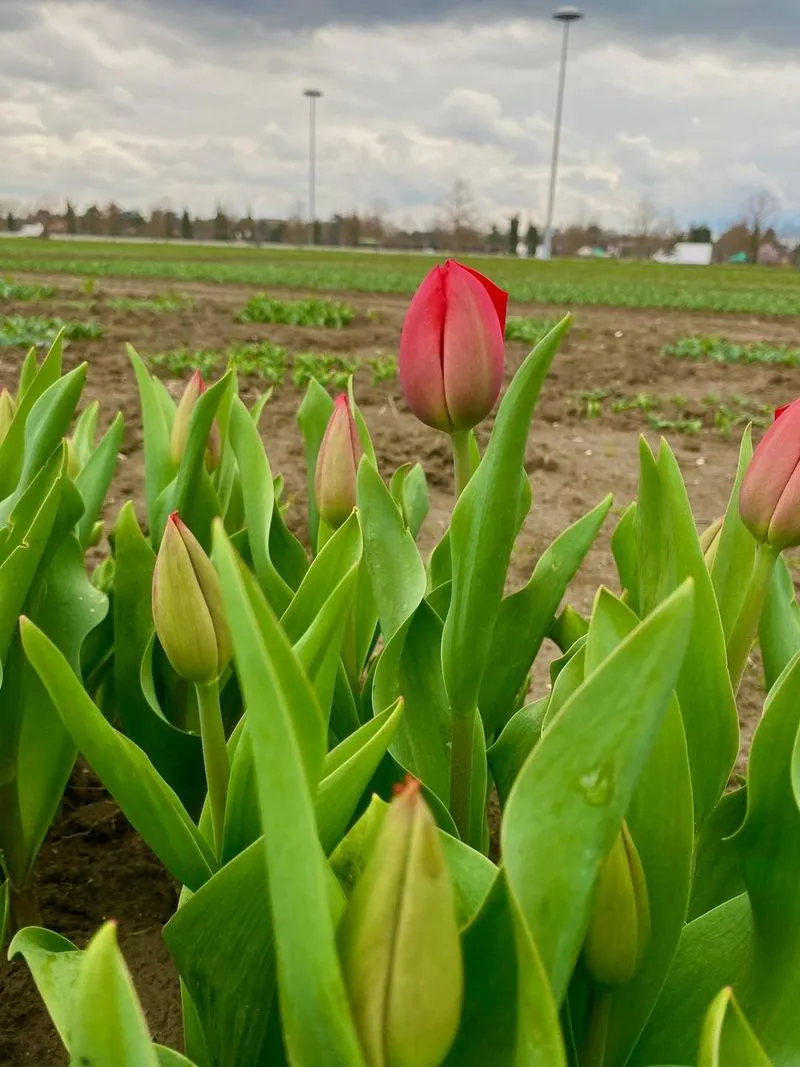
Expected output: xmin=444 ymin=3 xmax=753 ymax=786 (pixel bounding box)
xmin=1 ymin=258 xmax=800 ymax=1066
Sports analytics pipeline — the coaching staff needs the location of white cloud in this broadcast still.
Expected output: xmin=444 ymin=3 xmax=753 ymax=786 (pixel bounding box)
xmin=1 ymin=1 xmax=798 ymax=231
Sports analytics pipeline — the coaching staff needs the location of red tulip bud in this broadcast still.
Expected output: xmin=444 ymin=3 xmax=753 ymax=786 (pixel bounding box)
xmin=740 ymin=398 xmax=800 ymax=550
xmin=399 ymin=259 xmax=507 ymax=433
xmin=314 ymin=393 xmax=361 ymax=529
xmin=171 ymin=371 xmax=220 ymax=471
xmin=152 ymin=512 xmax=231 ymax=683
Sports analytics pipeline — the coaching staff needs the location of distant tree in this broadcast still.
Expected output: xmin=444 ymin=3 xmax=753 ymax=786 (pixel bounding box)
xmin=525 ymin=223 xmax=540 ymax=257
xmin=442 ymin=179 xmax=478 ymax=251
xmin=486 ymin=224 xmax=504 ymax=253
xmin=65 ymin=201 xmax=77 ymax=235
xmin=743 ymin=188 xmax=782 ymax=263
xmin=181 ymin=209 xmax=194 ymax=240
xmin=82 ymin=205 xmax=103 ymax=236
xmin=508 ymin=214 xmax=520 ymax=256
xmin=164 ymin=210 xmax=177 ymax=239
xmin=6 ymin=213 xmax=14 ymax=233
xmin=213 ymin=206 xmax=229 ymax=242
xmin=631 ymin=195 xmax=658 ymax=239
xmin=107 ymin=203 xmax=121 ymax=237
xmin=688 ymin=223 xmax=712 ymax=243
xmin=313 ymin=219 xmax=322 ymax=246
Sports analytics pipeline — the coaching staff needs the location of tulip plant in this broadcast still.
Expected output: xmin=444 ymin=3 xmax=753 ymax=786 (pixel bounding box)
xmin=5 ymin=261 xmax=800 ymax=1066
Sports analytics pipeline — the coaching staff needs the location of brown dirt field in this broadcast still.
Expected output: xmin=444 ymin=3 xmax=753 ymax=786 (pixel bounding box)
xmin=0 ymin=276 xmax=797 ymax=1063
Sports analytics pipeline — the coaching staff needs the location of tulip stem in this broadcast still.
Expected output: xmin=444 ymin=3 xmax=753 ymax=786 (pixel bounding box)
xmin=580 ymin=990 xmax=611 ymax=1067
xmin=195 ymin=681 xmax=229 ymax=860
xmin=450 ymin=707 xmax=476 ymax=844
xmin=450 ymin=431 xmax=473 ymax=501
xmin=726 ymin=542 xmax=779 ymax=693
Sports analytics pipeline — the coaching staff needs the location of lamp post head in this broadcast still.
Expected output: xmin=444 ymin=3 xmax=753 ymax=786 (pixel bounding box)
xmin=304 ymin=88 xmax=323 ymax=98
xmin=553 ymin=6 xmax=583 ymax=21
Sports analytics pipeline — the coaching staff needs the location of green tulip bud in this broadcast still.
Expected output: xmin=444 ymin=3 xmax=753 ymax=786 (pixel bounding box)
xmin=699 ymin=516 xmax=723 ymax=569
xmin=338 ymin=778 xmax=463 ymax=1067
xmin=152 ymin=512 xmax=231 ymax=684
xmin=315 ymin=393 xmax=362 ymax=530
xmin=66 ymin=437 xmax=81 ymax=479
xmin=584 ymin=821 xmax=651 ymax=987
xmin=0 ymin=387 xmax=16 ymax=446
xmin=171 ymin=371 xmax=221 ymax=471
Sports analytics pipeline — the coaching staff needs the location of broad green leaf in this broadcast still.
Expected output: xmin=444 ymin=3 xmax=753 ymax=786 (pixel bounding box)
xmin=428 ymin=531 xmax=452 ymax=591
xmin=297 ymin=378 xmax=334 ymax=550
xmin=228 ymin=396 xmax=293 ymax=612
xmin=281 ymin=512 xmax=361 ymax=642
xmin=347 ymin=376 xmax=377 ymax=468
xmin=443 ymin=318 xmax=570 ymax=717
xmin=390 ymin=462 xmax=429 ymax=540
xmin=541 ymin=639 xmax=586 ymax=731
xmin=113 ymin=503 xmax=205 ymax=816
xmin=631 ymin=893 xmax=753 ymax=1066
xmin=15 ymin=536 xmax=108 ymax=887
xmin=70 ymin=922 xmax=159 ymax=1067
xmin=636 ymin=440 xmax=738 ymax=827
xmin=268 ymin=487 xmax=309 ymax=592
xmin=71 ymin=400 xmax=100 ymax=463
xmin=128 ymin=346 xmax=175 ymax=534
xmin=156 ymin=1048 xmax=198 ymax=1066
xmin=213 ymin=525 xmax=365 ymax=1067
xmin=0 ymin=363 xmax=87 ymax=525
xmin=759 ymin=556 xmax=800 ymax=692
xmin=710 ymin=427 xmax=756 ymax=641
xmin=372 ymin=601 xmax=451 ymax=805
xmin=317 ymin=699 xmax=405 ymax=853
xmin=689 ymin=787 xmax=746 ymax=921
xmin=20 ymin=620 xmax=215 ymax=891
xmin=8 ymin=926 xmax=82 ymax=1047
xmin=164 ymin=840 xmax=277 ymax=1067
xmin=583 ymin=590 xmax=694 ymax=1066
xmin=0 ymin=880 xmax=7 ymax=947
xmin=442 ymin=873 xmax=520 ymax=1067
xmin=503 ymin=581 xmax=694 ymax=1003
xmin=17 ymin=346 xmax=39 ymax=399
xmin=488 ymin=699 xmax=547 ymax=808
xmin=512 ymin=890 xmax=568 ymax=1067
xmin=357 ymin=458 xmax=426 ymax=640
xmin=699 ymin=987 xmax=772 ymax=1067
xmin=0 ymin=335 xmax=62 ymax=499
xmin=611 ymin=502 xmax=638 ymax=601
xmin=479 ymin=495 xmax=612 ymax=735
xmin=74 ymin=412 xmax=123 ymax=548
xmin=548 ymin=604 xmax=589 ymax=654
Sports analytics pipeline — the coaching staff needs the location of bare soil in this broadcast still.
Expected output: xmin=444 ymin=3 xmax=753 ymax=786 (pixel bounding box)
xmin=0 ymin=277 xmax=796 ymax=1063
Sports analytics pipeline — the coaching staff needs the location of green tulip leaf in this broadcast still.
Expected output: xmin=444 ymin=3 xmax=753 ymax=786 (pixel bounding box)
xmin=759 ymin=555 xmax=800 ymax=692
xmin=0 ymin=334 xmax=63 ymax=500
xmin=74 ymin=412 xmax=124 ymax=549
xmin=635 ymin=439 xmax=738 ymax=828
xmin=610 ymin=502 xmax=638 ymax=600
xmin=8 ymin=926 xmax=82 ymax=1048
xmin=228 ymin=396 xmax=293 ymax=613
xmin=479 ymin=495 xmax=612 ymax=736
xmin=698 ymin=987 xmax=772 ymax=1067
xmin=297 ymin=378 xmax=334 ymax=551
xmin=357 ymin=457 xmax=426 ymax=641
xmin=442 ymin=318 xmax=570 ymax=718
xmin=503 ymin=581 xmax=694 ymax=1003
xmin=213 ymin=524 xmax=365 ymax=1067
xmin=20 ymin=619 xmax=215 ymax=890
xmin=488 ymin=699 xmax=548 ymax=808
xmin=710 ymin=426 xmax=756 ymax=641
xmin=113 ymin=503 xmax=205 ymax=816
xmin=70 ymin=399 xmax=100 ymax=463
xmin=0 ymin=880 xmax=7 ymax=947
xmin=689 ymin=787 xmax=746 ymax=921
xmin=128 ymin=346 xmax=175 ymax=534
xmin=17 ymin=345 xmax=41 ymax=400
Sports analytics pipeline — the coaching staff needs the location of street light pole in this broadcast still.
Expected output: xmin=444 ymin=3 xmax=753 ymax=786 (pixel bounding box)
xmin=303 ymin=88 xmax=322 ymax=247
xmin=541 ymin=6 xmax=582 ymax=261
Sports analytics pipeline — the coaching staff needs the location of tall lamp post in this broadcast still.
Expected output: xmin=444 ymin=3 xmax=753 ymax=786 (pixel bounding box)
xmin=540 ymin=7 xmax=582 ymax=261
xmin=303 ymin=88 xmax=323 ymax=247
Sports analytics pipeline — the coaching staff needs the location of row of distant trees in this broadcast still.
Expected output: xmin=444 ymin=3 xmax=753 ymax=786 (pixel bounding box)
xmin=0 ymin=183 xmax=788 ymax=263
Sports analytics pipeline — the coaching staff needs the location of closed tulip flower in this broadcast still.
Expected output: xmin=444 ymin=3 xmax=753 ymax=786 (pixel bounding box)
xmin=338 ymin=777 xmax=463 ymax=1067
xmin=740 ymin=399 xmax=800 ymax=550
xmin=399 ymin=260 xmax=507 ymax=434
xmin=152 ymin=512 xmax=231 ymax=684
xmin=171 ymin=371 xmax=220 ymax=471
xmin=315 ymin=393 xmax=362 ymax=530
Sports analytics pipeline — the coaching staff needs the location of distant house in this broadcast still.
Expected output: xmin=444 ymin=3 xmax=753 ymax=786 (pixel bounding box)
xmin=757 ymin=240 xmax=788 ymax=266
xmin=652 ymin=242 xmax=713 ymax=266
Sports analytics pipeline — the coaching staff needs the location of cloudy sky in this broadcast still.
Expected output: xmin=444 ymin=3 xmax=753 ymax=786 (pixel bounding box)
xmin=1 ymin=1 xmax=798 ymax=232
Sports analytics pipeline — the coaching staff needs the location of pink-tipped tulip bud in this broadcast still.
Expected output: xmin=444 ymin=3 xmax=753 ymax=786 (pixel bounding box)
xmin=0 ymin=387 xmax=16 ymax=446
xmin=338 ymin=777 xmax=463 ymax=1067
xmin=740 ymin=399 xmax=800 ymax=550
xmin=171 ymin=371 xmax=220 ymax=471
xmin=152 ymin=512 xmax=232 ymax=684
xmin=314 ymin=393 xmax=362 ymax=529
xmin=399 ymin=259 xmax=507 ymax=433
